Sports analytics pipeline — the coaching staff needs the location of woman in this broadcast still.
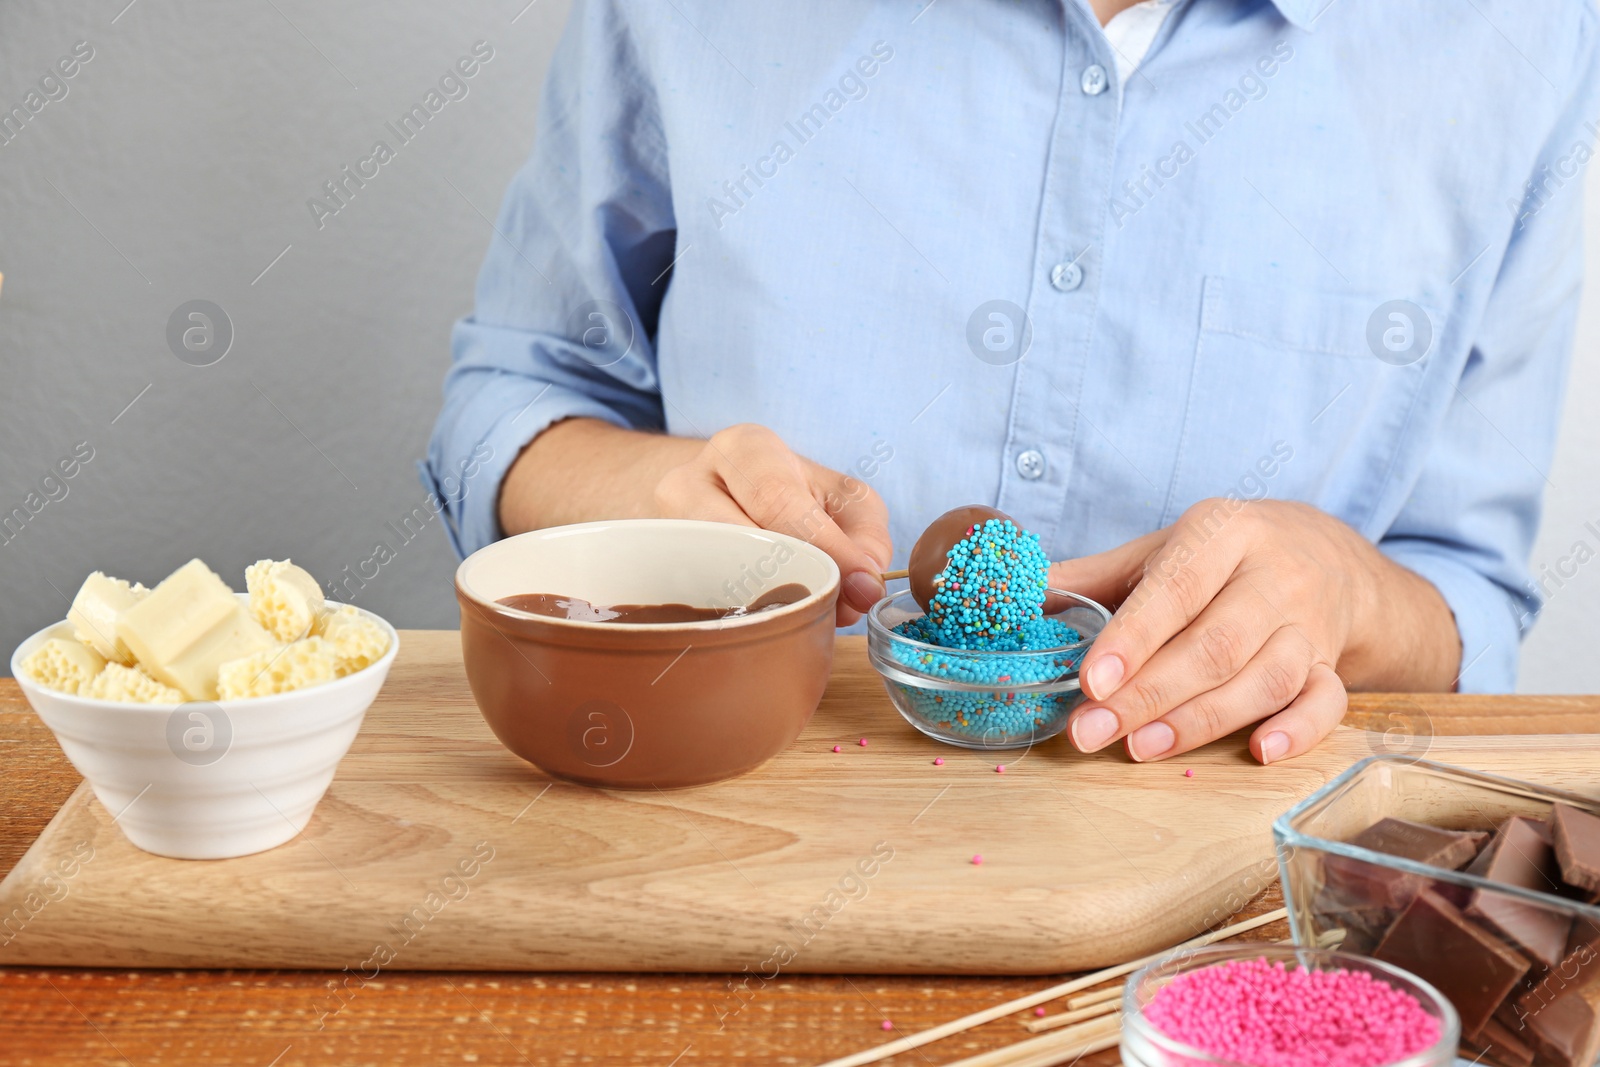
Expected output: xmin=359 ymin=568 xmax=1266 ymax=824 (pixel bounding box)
xmin=426 ymin=0 xmax=1598 ymax=764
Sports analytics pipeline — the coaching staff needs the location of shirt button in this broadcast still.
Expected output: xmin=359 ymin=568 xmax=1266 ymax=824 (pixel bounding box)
xmin=1050 ymin=261 xmax=1083 ymax=292
xmin=1080 ymin=64 xmax=1108 ymax=96
xmin=1016 ymin=449 xmax=1047 ymax=480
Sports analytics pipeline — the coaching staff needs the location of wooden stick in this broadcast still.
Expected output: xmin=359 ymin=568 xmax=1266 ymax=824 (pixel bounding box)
xmin=1003 ymin=1031 xmax=1121 ymax=1067
xmin=1024 ymin=998 xmax=1118 ymax=1034
xmin=1064 ymin=985 xmax=1122 ymax=1011
xmin=880 ymin=568 xmax=908 ymax=581
xmin=1001 ymin=1032 xmax=1122 ymax=1067
xmin=937 ymin=1013 xmax=1121 ymax=1067
xmin=813 ymin=907 xmax=1287 ymax=1067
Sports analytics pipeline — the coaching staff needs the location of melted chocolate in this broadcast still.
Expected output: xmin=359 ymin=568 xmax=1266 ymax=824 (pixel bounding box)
xmin=498 ymin=582 xmax=810 ymax=624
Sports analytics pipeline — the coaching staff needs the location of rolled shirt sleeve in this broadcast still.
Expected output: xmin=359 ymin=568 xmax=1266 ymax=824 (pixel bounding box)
xmin=423 ymin=0 xmax=675 ymax=558
xmin=1379 ymin=25 xmax=1600 ymax=692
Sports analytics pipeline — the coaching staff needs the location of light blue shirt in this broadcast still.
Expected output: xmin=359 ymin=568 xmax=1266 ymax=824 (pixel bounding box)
xmin=424 ymin=0 xmax=1600 ymax=692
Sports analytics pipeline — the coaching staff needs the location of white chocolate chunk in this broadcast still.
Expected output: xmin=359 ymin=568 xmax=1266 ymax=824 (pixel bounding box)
xmin=68 ymin=572 xmax=149 ymax=664
xmin=245 ymin=559 xmax=325 ymax=642
xmin=317 ymin=605 xmax=390 ymax=675
xmin=84 ymin=662 xmax=185 ymax=704
xmin=217 ymin=637 xmax=339 ymax=700
xmin=19 ymin=637 xmax=107 ymax=695
xmin=116 ymin=559 xmax=278 ymax=701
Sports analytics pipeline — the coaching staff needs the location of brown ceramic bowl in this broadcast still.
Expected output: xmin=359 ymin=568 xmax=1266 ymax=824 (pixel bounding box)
xmin=455 ymin=520 xmax=840 ymax=788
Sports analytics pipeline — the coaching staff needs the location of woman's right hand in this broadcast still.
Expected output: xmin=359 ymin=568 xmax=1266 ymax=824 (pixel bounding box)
xmin=653 ymin=424 xmax=891 ymax=625
xmin=499 ymin=418 xmax=891 ymax=626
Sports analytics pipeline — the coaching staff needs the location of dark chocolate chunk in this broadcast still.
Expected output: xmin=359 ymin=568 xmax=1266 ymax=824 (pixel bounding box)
xmin=1324 ymin=817 xmax=1489 ymax=909
xmin=1509 ymin=920 xmax=1600 ymax=1067
xmin=1309 ymin=885 xmax=1394 ymax=955
xmin=1466 ymin=816 xmax=1575 ymax=969
xmin=1570 ymin=915 xmax=1600 ymax=958
xmin=1375 ymin=888 xmax=1532 ymax=1039
xmin=1534 ymin=993 xmax=1600 ymax=1067
xmin=1553 ymin=803 xmax=1600 ymax=895
xmin=1356 ymin=816 xmax=1489 ymax=867
xmin=1464 ymin=1015 xmax=1537 ymax=1067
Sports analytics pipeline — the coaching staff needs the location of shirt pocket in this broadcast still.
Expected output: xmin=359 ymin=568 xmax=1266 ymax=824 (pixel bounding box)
xmin=1161 ymin=277 xmax=1434 ymax=533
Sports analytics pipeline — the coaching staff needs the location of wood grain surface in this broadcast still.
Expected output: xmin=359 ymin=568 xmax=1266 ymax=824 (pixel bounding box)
xmin=2 ymin=633 xmax=1598 ymax=1067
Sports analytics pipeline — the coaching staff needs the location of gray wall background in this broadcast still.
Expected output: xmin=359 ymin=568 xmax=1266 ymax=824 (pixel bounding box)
xmin=1 ymin=1 xmax=1595 ymax=691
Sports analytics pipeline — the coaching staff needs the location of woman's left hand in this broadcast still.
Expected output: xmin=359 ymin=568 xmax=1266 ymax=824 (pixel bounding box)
xmin=1048 ymin=499 xmax=1460 ymax=765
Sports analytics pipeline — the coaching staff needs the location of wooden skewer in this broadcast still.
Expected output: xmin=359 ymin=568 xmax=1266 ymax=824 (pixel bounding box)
xmin=938 ymin=1013 xmax=1122 ymax=1067
xmin=1023 ymin=998 xmax=1118 ymax=1034
xmin=1064 ymin=985 xmax=1122 ymax=1011
xmin=813 ymin=907 xmax=1288 ymax=1067
xmin=997 ymin=1031 xmax=1122 ymax=1067
xmin=880 ymin=568 xmax=909 ymax=581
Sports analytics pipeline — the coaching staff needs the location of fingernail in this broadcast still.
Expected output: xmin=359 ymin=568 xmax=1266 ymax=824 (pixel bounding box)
xmin=1127 ymin=721 xmax=1176 ymax=763
xmin=1070 ymin=706 xmax=1119 ymax=753
xmin=1260 ymin=731 xmax=1291 ymax=765
xmin=843 ymin=570 xmax=885 ymax=614
xmin=1084 ymin=655 xmax=1124 ymax=701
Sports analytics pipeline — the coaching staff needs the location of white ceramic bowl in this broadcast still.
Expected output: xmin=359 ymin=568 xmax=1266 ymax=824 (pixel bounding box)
xmin=9 ymin=597 xmax=398 ymax=859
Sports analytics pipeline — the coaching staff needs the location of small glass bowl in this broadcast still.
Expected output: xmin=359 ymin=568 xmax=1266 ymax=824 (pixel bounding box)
xmin=1121 ymin=944 xmax=1460 ymax=1067
xmin=865 ymin=588 xmax=1109 ymax=749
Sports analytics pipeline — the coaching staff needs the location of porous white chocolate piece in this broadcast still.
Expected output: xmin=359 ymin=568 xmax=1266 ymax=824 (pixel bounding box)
xmin=19 ymin=637 xmax=106 ymax=695
xmin=68 ymin=572 xmax=149 ymax=664
xmin=115 ymin=559 xmax=278 ymax=701
xmin=217 ymin=637 xmax=338 ymax=700
xmin=245 ymin=559 xmax=325 ymax=642
xmin=84 ymin=662 xmax=184 ymax=704
xmin=316 ymin=605 xmax=389 ymax=675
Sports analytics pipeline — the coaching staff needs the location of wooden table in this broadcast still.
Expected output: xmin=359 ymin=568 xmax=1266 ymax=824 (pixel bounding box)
xmin=4 ymin=639 xmax=1598 ymax=1067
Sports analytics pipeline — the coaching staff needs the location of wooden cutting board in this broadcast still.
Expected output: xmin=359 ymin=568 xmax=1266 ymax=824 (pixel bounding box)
xmin=2 ymin=632 xmax=1598 ymax=974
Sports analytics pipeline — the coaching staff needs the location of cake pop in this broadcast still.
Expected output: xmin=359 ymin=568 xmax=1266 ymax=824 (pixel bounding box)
xmin=907 ymin=505 xmax=1009 ymax=611
xmin=901 ymin=506 xmax=1051 ymax=650
xmin=882 ymin=507 xmax=1091 ymax=744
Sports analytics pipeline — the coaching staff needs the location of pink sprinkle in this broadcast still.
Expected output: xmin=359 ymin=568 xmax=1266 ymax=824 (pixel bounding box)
xmin=995 ymin=764 xmax=1005 ymax=773
xmin=971 ymin=854 xmax=984 ymax=865
xmin=1033 ymin=1007 xmax=1047 ymax=1017
xmin=1184 ymin=768 xmax=1194 ymax=778
xmin=832 ymin=745 xmax=842 ymax=753
xmin=1144 ymin=959 xmax=1441 ymax=1067
xmin=859 ymin=738 xmax=868 ymax=747
xmin=880 ymin=1020 xmax=893 ymax=1031
xmin=933 ymin=757 xmax=945 ymax=766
